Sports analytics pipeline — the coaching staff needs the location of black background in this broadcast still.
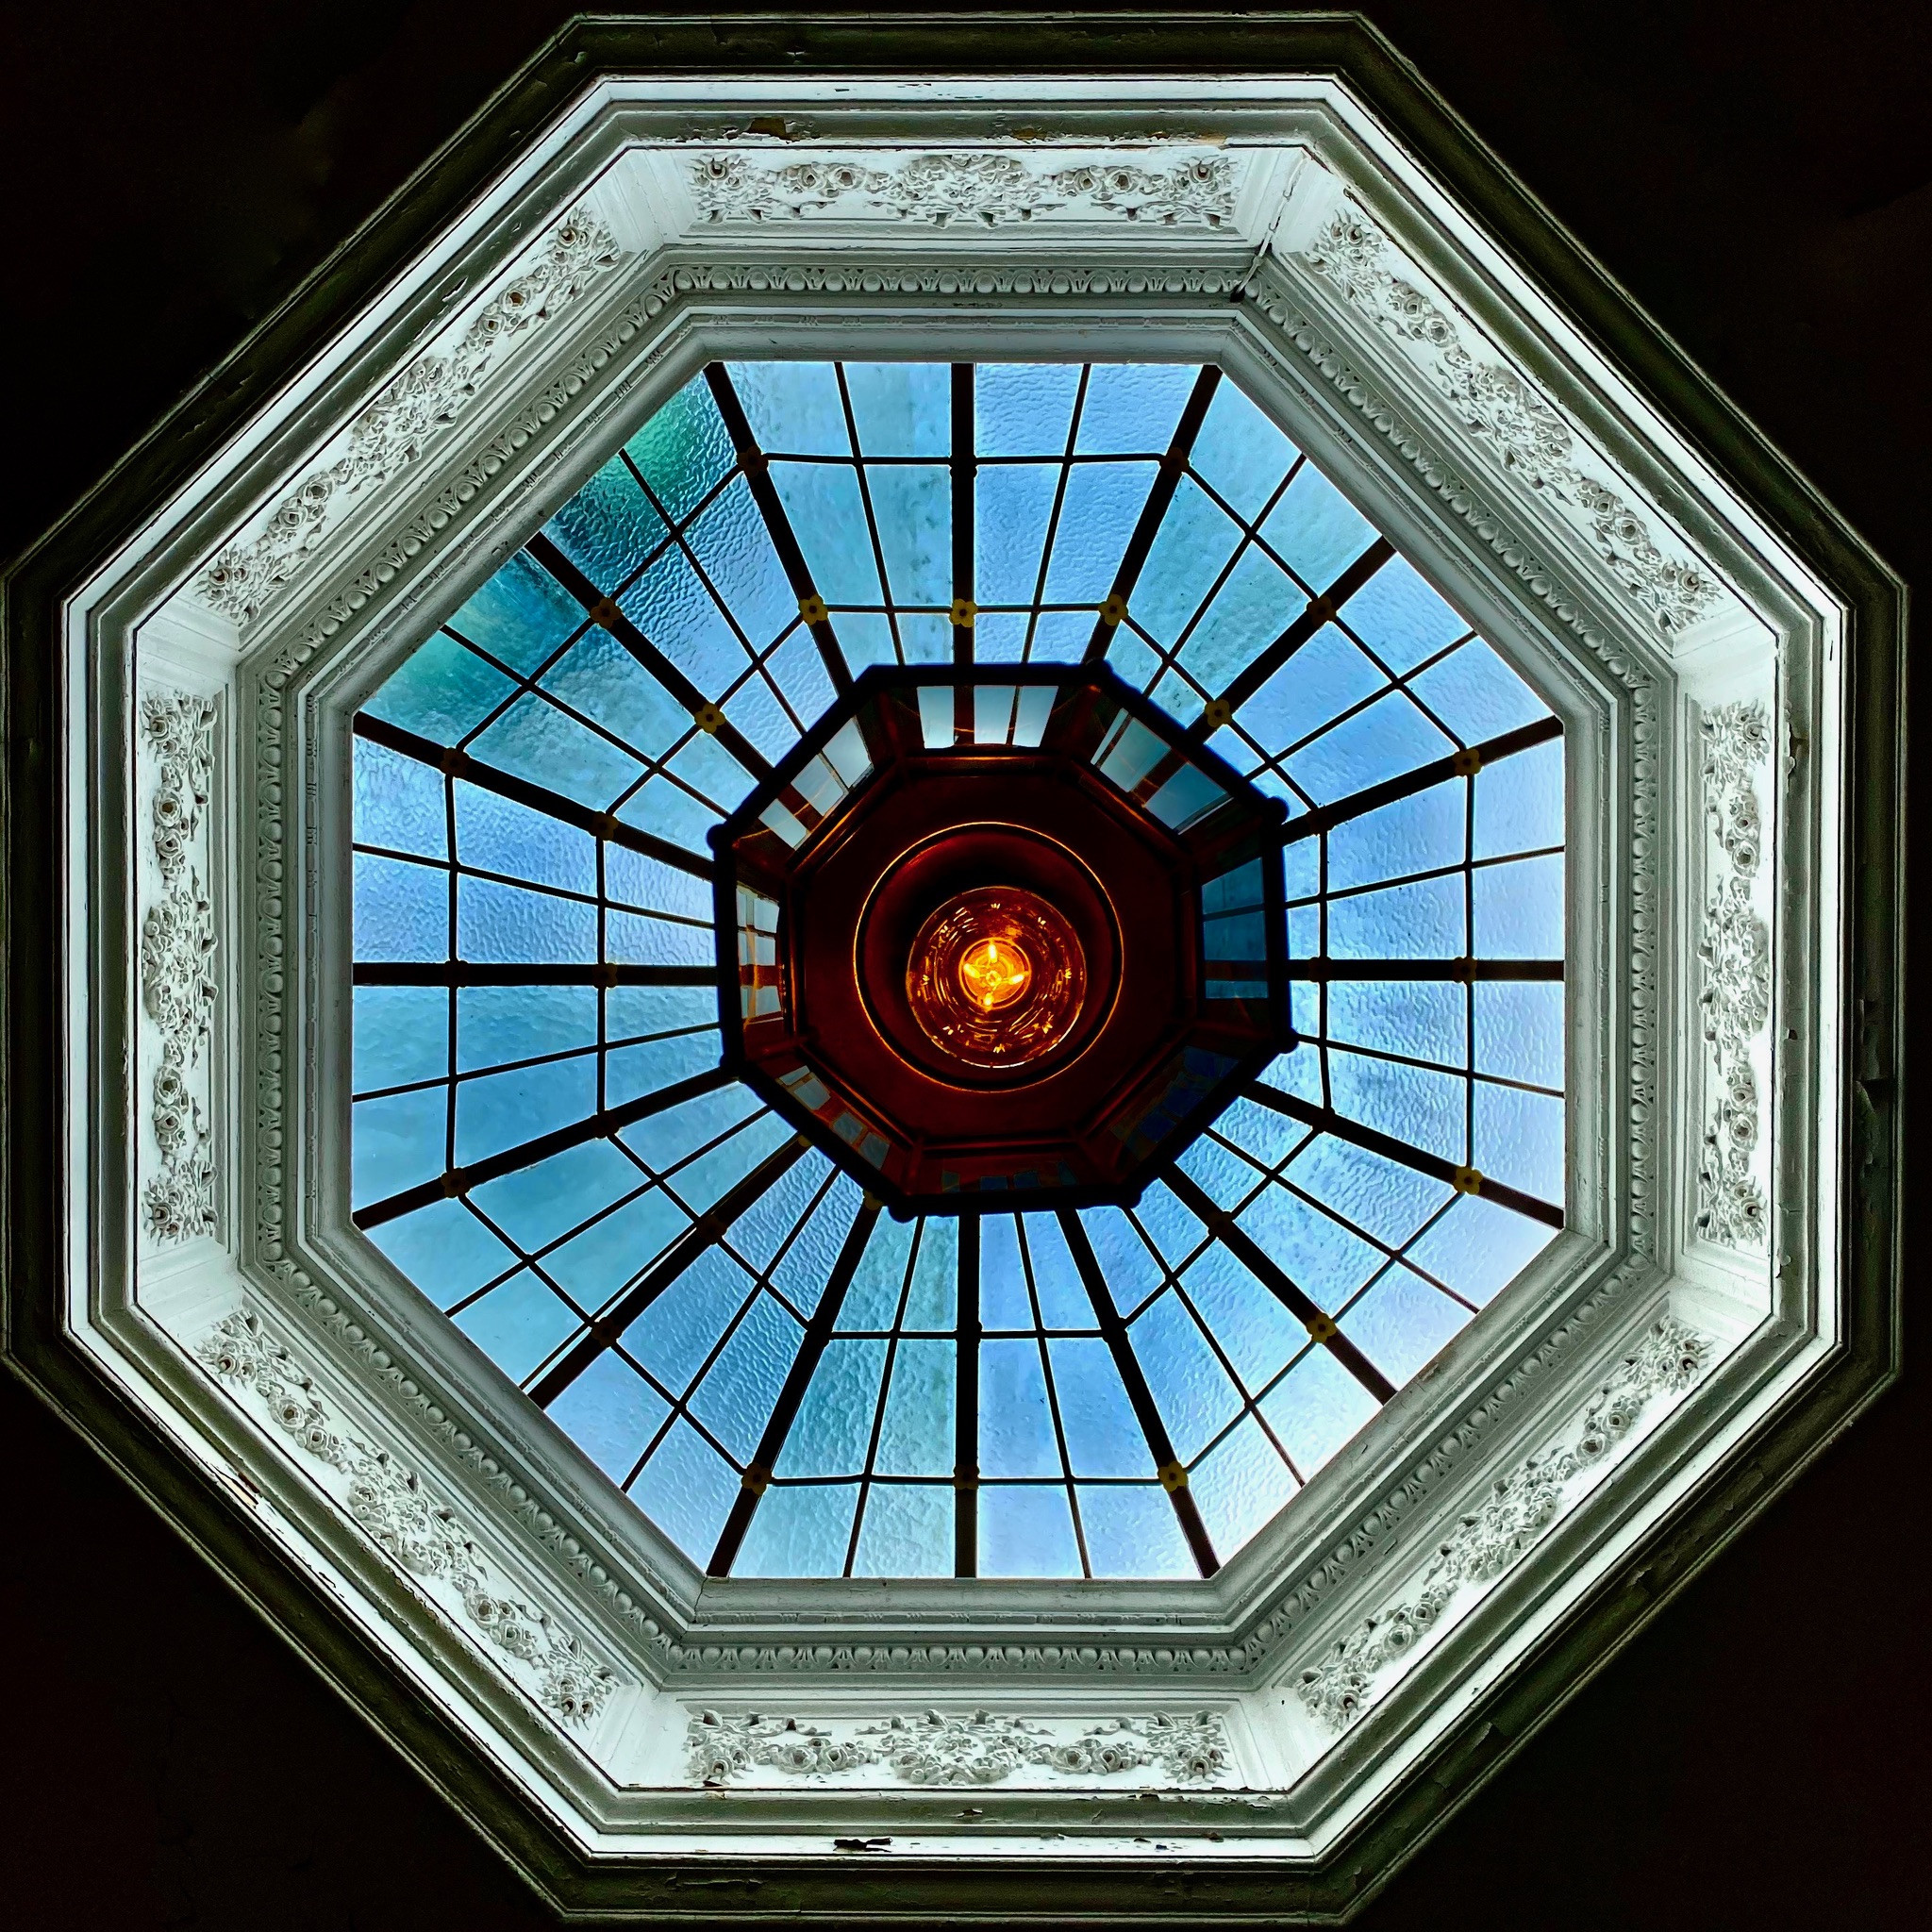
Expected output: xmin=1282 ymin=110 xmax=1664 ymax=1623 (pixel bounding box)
xmin=1 ymin=5 xmax=1924 ymax=1925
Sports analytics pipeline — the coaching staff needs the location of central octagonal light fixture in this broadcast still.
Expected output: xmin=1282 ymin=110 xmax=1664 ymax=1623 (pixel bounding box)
xmin=716 ymin=665 xmax=1290 ymax=1214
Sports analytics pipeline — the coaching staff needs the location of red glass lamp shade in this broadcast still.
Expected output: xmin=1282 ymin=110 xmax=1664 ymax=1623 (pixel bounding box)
xmin=712 ymin=666 xmax=1291 ymax=1215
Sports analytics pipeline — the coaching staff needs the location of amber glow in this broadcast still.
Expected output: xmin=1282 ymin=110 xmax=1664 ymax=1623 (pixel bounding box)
xmin=906 ymin=886 xmax=1085 ymax=1073
xmin=959 ymin=936 xmax=1032 ymax=1010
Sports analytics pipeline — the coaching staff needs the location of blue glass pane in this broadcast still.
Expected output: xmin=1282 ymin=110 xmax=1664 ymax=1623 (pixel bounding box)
xmin=736 ymin=1484 xmax=858 ymax=1577
xmin=1408 ymin=640 xmax=1548 ymax=742
xmin=455 ymin=1058 xmax=595 ymax=1166
xmin=365 ymin=632 xmax=515 ymax=741
xmin=845 ymin=361 xmax=951 ymax=457
xmin=458 ymin=875 xmax=596 ymax=963
xmin=1327 ymin=783 xmax=1464 ymax=892
xmin=1475 ymin=982 xmax=1564 ymax=1088
xmin=366 ymin=1199 xmax=515 ymax=1310
xmin=469 ymin=694 xmax=642 ymax=810
xmin=625 ymin=375 xmax=735 ymax=523
xmin=1287 ymin=691 xmax=1455 ymax=804
xmin=1079 ymin=1484 xmax=1195 ymax=1577
xmin=979 ymin=1485 xmax=1080 ymax=1577
xmin=1133 ymin=1182 xmax=1207 ymax=1269
xmin=539 ymin=629 xmax=689 ymax=761
xmin=354 ymin=984 xmax=447 ymax=1091
xmin=622 ymin=1082 xmax=758 ymax=1174
xmin=902 ymin=1218 xmax=958 ymax=1330
xmin=1174 ymin=546 xmax=1301 ymax=697
xmin=1237 ymin=625 xmax=1383 ymax=756
xmin=979 ymin=1215 xmax=1031 ymax=1330
xmin=778 ymin=1338 xmax=887 ymax=1477
xmin=1328 ymin=1050 xmax=1464 ymax=1163
xmin=1475 ymin=739 xmax=1564 ymax=858
xmin=1286 ymin=1134 xmax=1452 ymax=1249
xmin=1474 ymin=854 xmax=1564 ymax=957
xmin=448 ymin=549 xmax=588 ymax=676
xmin=728 ymin=1152 xmax=832 ymax=1272
xmin=851 ymin=1483 xmax=952 ymax=1576
xmin=665 ymin=1109 xmax=791 ymax=1216
xmin=1405 ymin=1193 xmax=1557 ymax=1306
xmin=874 ymin=1338 xmax=956 ymax=1474
xmin=608 ymin=1031 xmax=721 ymax=1106
xmin=1341 ymin=1267 xmax=1470 ymax=1384
xmin=1047 ymin=1338 xmax=1150 ymax=1477
xmin=1236 ymin=1184 xmax=1382 ymax=1312
xmin=687 ymin=475 xmax=797 ymax=645
xmin=1180 ymin=1245 xmax=1302 ymax=1391
xmin=622 ymin=1246 xmax=754 ymax=1394
xmin=542 ymin=455 xmax=668 ymax=592
xmin=690 ymin=1291 xmax=804 ymax=1461
xmin=1176 ymin=1131 xmax=1260 ymax=1211
xmin=1262 ymin=467 xmax=1377 ymax=589
xmin=1133 ymin=478 xmax=1241 ymax=645
xmin=867 ymin=463 xmax=952 ymax=606
xmin=1041 ymin=462 xmax=1157 ymax=602
xmin=355 ymin=739 xmax=445 ymax=858
xmin=1019 ymin=1216 xmax=1089 ymax=1330
xmin=1190 ymin=379 xmax=1299 ymax=523
xmin=666 ymin=719 xmax=759 ymax=812
xmin=837 ymin=1212 xmax=915 ymax=1330
xmin=770 ymin=463 xmax=883 ymax=604
xmin=1079 ymin=1206 xmax=1163 ymax=1316
xmin=631 ymin=1421 xmax=740 ymax=1559
xmin=470 ymin=1138 xmax=639 ymax=1252
xmin=1128 ymin=1291 xmax=1241 ymax=1459
xmin=542 ymin=1189 xmax=685 ymax=1311
xmin=980 ymin=1339 xmax=1059 ymax=1477
xmin=1259 ymin=1345 xmax=1379 ymax=1477
xmin=728 ymin=360 xmax=849 ymax=456
xmin=453 ymin=1272 xmax=580 ymax=1384
xmin=770 ymin=1176 xmax=865 ymax=1318
xmin=1326 ymin=979 xmax=1464 ymax=1067
xmin=351 ymin=1088 xmax=443 ymax=1205
xmin=1074 ymin=363 xmax=1196 ymax=456
xmin=1341 ymin=555 xmax=1469 ymax=674
xmin=1209 ymin=1093 xmax=1312 ymax=1171
xmin=1473 ymin=1081 xmax=1564 ymax=1201
xmin=549 ymin=1351 xmax=669 ymax=1484
xmin=975 ymin=363 xmax=1081 ymax=458
xmin=454 ymin=782 xmax=594 ymax=894
xmin=619 ymin=548 xmax=749 ymax=698
xmin=977 ymin=464 xmax=1061 ymax=605
xmin=1327 ymin=874 xmax=1465 ymax=959
xmin=354 ymin=852 xmax=445 ymax=961
xmin=1190 ymin=1417 xmax=1295 ymax=1557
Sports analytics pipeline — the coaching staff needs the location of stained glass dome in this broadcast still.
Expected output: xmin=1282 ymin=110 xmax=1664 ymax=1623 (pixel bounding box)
xmin=349 ymin=358 xmax=1565 ymax=1581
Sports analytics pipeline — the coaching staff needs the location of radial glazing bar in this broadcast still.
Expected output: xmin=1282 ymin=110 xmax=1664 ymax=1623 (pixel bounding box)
xmin=706 ymin=1196 xmax=885 ymax=1576
xmin=1203 ymin=536 xmax=1396 ymax=724
xmin=1161 ymin=1168 xmax=1398 ymax=1402
xmin=352 ymin=1066 xmax=733 ymax=1231
xmin=1084 ymin=364 xmax=1224 ymax=662
xmin=1243 ymin=1081 xmax=1564 ymax=1227
xmin=354 ymin=712 xmax=713 ymax=878
xmin=703 ymin=362 xmax=854 ymax=697
xmin=528 ymin=1134 xmax=811 ymax=1408
xmin=1057 ymin=1210 xmax=1221 ymax=1578
xmin=955 ymin=1214 xmax=981 ymax=1578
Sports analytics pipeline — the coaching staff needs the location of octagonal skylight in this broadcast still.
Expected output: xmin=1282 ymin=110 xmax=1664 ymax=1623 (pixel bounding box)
xmin=348 ymin=358 xmax=1565 ymax=1580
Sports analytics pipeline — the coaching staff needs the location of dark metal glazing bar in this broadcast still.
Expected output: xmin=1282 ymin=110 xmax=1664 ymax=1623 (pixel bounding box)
xmin=1279 ymin=715 xmax=1562 ymax=845
xmin=951 ymin=362 xmax=975 ymax=680
xmin=525 ymin=530 xmax=776 ymax=784
xmin=1242 ymin=1082 xmax=1565 ymax=1228
xmin=353 ymin=711 xmax=713 ymax=880
xmin=529 ymin=1133 xmax=811 ymax=1407
xmin=706 ymin=1196 xmax=884 ymax=1576
xmin=1205 ymin=537 xmax=1396 ymax=723
xmin=352 ymin=1066 xmax=732 ymax=1230
xmin=354 ymin=961 xmax=724 ymax=988
xmin=1285 ymin=958 xmax=1563 ymax=982
xmin=955 ymin=1214 xmax=981 ymax=1578
xmin=1161 ymin=1168 xmax=1398 ymax=1402
xmin=1084 ymin=364 xmax=1224 ymax=663
xmin=702 ymin=363 xmax=854 ymax=697
xmin=1057 ymin=1210 xmax=1220 ymax=1578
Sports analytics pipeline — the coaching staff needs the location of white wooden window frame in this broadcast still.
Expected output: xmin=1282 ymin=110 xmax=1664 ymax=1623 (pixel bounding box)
xmin=20 ymin=44 xmax=1898 ymax=1921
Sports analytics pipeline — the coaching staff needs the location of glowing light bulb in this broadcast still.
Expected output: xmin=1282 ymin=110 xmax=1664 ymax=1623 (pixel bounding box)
xmin=958 ymin=935 xmax=1032 ymax=1010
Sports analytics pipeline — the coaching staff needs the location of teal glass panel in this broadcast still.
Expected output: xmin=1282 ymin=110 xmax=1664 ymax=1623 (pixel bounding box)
xmin=901 ymin=1218 xmax=958 ymax=1330
xmin=979 ymin=1485 xmax=1080 ymax=1577
xmin=469 ymin=693 xmax=642 ymax=810
xmin=622 ymin=1245 xmax=754 ymax=1395
xmin=365 ymin=631 xmax=515 ymax=741
xmin=458 ymin=875 xmax=596 ymax=963
xmin=542 ymin=453 xmax=668 ymax=591
xmin=1132 ymin=476 xmax=1241 ymax=645
xmin=541 ymin=1188 xmax=686 ymax=1312
xmin=1174 ymin=545 xmax=1302 ymax=696
xmin=452 ymin=1272 xmax=581 ymax=1384
xmin=979 ymin=1339 xmax=1059 ymax=1477
xmin=538 ymin=628 xmax=689 ymax=761
xmin=469 ymin=1139 xmax=641 ymax=1252
xmin=625 ymin=375 xmax=735 ymax=522
xmin=1041 ymin=462 xmax=1157 ymax=601
xmin=727 ymin=360 xmax=848 ymax=456
xmin=448 ymin=549 xmax=589 ymax=675
xmin=454 ymin=782 xmax=594 ymax=894
xmin=454 ymin=1058 xmax=595 ymax=1167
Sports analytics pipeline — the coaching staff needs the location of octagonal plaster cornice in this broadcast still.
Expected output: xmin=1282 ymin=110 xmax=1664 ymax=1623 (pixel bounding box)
xmin=4 ymin=18 xmax=1901 ymax=1922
